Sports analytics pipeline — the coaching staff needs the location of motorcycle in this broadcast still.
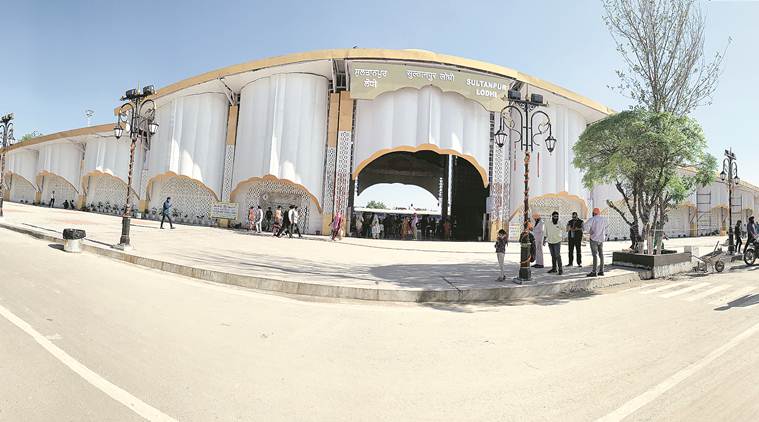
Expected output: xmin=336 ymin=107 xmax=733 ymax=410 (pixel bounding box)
xmin=744 ymin=239 xmax=758 ymax=266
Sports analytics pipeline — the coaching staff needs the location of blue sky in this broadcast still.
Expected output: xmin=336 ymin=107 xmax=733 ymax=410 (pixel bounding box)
xmin=1 ymin=0 xmax=756 ymax=209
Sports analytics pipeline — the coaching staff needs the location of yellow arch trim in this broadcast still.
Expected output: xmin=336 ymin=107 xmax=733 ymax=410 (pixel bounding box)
xmin=353 ymin=144 xmax=489 ymax=188
xmin=508 ymin=191 xmax=589 ymax=221
xmin=37 ymin=171 xmax=80 ymax=194
xmin=80 ymin=171 xmax=140 ymax=200
xmin=146 ymin=172 xmax=220 ymax=202
xmin=230 ymin=174 xmax=323 ymax=214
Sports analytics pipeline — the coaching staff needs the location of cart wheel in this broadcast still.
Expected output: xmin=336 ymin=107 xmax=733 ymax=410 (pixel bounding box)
xmin=714 ymin=260 xmax=725 ymax=273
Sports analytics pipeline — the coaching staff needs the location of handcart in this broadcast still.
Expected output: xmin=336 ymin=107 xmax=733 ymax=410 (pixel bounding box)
xmin=692 ymin=241 xmax=726 ymax=273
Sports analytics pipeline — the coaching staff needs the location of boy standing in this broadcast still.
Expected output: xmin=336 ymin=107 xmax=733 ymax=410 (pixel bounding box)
xmin=494 ymin=229 xmax=508 ymax=281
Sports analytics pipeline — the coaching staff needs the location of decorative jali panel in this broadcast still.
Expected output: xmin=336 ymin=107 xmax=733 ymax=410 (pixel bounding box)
xmin=85 ymin=175 xmax=138 ymax=211
xmin=322 ymin=145 xmax=336 ymax=214
xmin=509 ymin=195 xmax=587 ymax=239
xmin=41 ymin=175 xmax=77 ymax=208
xmin=154 ymin=177 xmax=216 ymax=221
xmin=490 ymin=139 xmax=509 ymax=227
xmin=9 ymin=175 xmax=37 ymax=204
xmin=231 ymin=179 xmax=321 ymax=234
xmin=333 ymin=131 xmax=353 ymax=216
xmin=601 ymin=202 xmax=632 ymax=241
xmin=221 ymin=144 xmax=235 ymax=202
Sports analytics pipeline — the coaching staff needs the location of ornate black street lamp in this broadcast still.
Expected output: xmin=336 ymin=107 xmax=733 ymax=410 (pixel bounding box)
xmin=494 ymin=89 xmax=556 ymax=283
xmin=720 ymin=148 xmax=739 ymax=255
xmin=0 ymin=113 xmax=15 ymax=218
xmin=112 ymin=86 xmax=158 ymax=250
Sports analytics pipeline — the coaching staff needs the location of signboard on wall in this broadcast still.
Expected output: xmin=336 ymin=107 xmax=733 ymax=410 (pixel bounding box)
xmin=210 ymin=202 xmax=239 ymax=219
xmin=348 ymin=61 xmax=512 ymax=112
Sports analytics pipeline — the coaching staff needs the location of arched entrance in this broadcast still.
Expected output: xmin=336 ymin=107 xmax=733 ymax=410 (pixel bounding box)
xmin=352 ymin=150 xmax=488 ymax=241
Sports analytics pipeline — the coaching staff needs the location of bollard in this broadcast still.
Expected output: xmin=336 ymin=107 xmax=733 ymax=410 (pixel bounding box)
xmin=62 ymin=228 xmax=86 ymax=253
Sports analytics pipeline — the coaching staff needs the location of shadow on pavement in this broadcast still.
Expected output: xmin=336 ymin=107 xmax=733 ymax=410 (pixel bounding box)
xmin=47 ymin=243 xmax=64 ymax=251
xmin=714 ymin=294 xmax=759 ymax=311
xmin=420 ymin=291 xmax=598 ymax=313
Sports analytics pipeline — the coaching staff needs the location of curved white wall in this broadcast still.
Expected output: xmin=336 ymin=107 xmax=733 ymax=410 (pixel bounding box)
xmin=509 ymin=104 xmax=590 ymax=213
xmin=353 ymin=86 xmax=490 ymax=179
xmin=6 ymin=149 xmax=39 ymax=188
xmin=84 ymin=136 xmax=143 ymax=184
xmin=234 ymin=73 xmax=329 ymax=204
xmin=37 ymin=142 xmax=82 ymax=192
xmin=149 ymin=92 xmax=228 ymax=198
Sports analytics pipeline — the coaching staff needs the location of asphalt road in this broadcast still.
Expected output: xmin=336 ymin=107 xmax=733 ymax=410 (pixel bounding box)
xmin=1 ymin=228 xmax=759 ymax=421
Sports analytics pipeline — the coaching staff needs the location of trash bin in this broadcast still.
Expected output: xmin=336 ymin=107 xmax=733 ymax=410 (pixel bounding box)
xmin=62 ymin=228 xmax=86 ymax=253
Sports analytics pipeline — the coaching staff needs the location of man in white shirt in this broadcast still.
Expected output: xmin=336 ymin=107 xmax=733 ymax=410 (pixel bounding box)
xmin=544 ymin=211 xmax=564 ymax=275
xmin=584 ymin=207 xmax=607 ymax=277
xmin=254 ymin=206 xmax=263 ymax=233
xmin=289 ymin=206 xmax=303 ymax=238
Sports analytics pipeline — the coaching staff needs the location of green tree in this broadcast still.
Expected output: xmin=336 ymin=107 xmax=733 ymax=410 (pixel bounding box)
xmin=17 ymin=131 xmax=43 ymax=143
xmin=365 ymin=200 xmax=387 ymax=209
xmin=573 ymin=110 xmax=715 ymax=252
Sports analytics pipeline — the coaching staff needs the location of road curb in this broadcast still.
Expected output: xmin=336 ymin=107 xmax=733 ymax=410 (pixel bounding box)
xmin=1 ymin=222 xmax=641 ymax=303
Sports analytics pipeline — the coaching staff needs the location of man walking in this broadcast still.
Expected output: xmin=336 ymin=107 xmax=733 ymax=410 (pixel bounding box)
xmin=566 ymin=211 xmax=583 ymax=267
xmin=277 ymin=205 xmax=292 ymax=238
xmin=584 ymin=207 xmax=606 ymax=277
xmin=255 ymin=205 xmax=264 ymax=233
xmin=545 ymin=211 xmax=564 ymax=275
xmin=289 ymin=205 xmax=303 ymax=238
xmin=160 ymin=197 xmax=175 ymax=229
xmin=532 ymin=212 xmax=545 ymax=268
xmin=746 ymin=216 xmax=757 ymax=254
xmin=264 ymin=207 xmax=273 ymax=232
xmin=49 ymin=190 xmax=56 ymax=208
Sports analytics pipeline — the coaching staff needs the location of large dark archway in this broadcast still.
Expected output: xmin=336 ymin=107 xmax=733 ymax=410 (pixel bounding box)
xmin=352 ymin=150 xmax=487 ymax=241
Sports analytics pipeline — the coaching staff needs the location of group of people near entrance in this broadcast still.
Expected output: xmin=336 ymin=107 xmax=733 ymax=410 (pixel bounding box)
xmin=494 ymin=208 xmax=607 ymax=282
xmin=352 ymin=212 xmax=453 ymax=241
xmin=247 ymin=205 xmax=302 ymax=238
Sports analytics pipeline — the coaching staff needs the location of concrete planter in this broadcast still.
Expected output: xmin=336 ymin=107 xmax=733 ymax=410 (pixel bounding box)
xmin=612 ymin=251 xmax=692 ymax=279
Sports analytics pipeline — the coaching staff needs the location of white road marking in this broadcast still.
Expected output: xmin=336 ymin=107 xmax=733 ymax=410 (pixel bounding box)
xmin=708 ymin=286 xmax=757 ymax=306
xmin=640 ymin=281 xmax=690 ymax=295
xmin=0 ymin=303 xmax=177 ymax=422
xmin=597 ymin=319 xmax=759 ymax=422
xmin=685 ymin=284 xmax=732 ymax=302
xmin=659 ymin=282 xmax=710 ymax=299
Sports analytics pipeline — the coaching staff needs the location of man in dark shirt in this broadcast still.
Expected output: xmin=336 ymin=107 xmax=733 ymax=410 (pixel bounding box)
xmin=264 ymin=207 xmax=273 ymax=231
xmin=566 ymin=212 xmax=584 ymax=267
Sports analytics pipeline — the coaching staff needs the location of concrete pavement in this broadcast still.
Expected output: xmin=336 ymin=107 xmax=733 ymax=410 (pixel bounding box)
xmin=0 ymin=203 xmax=733 ymax=301
xmin=2 ymin=228 xmax=759 ymax=421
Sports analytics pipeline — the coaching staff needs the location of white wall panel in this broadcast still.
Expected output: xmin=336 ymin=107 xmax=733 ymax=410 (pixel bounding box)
xmin=149 ymin=93 xmax=228 ymax=198
xmin=5 ymin=149 xmax=39 ymax=188
xmin=234 ymin=73 xmax=329 ymax=204
xmin=353 ymin=86 xmax=489 ymax=183
xmin=84 ymin=135 xmax=143 ymax=185
xmin=509 ymin=104 xmax=590 ymax=213
xmin=36 ymin=141 xmax=82 ymax=192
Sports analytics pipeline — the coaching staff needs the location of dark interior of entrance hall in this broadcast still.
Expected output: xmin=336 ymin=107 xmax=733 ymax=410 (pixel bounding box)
xmin=352 ymin=150 xmax=487 ymax=241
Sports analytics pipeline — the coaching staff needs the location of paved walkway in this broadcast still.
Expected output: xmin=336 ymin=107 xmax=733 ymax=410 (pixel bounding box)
xmin=0 ymin=203 xmax=728 ymax=299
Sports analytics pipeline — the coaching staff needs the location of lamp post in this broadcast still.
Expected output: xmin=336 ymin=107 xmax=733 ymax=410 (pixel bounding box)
xmin=494 ymin=90 xmax=557 ymax=283
xmin=112 ymin=86 xmax=158 ymax=250
xmin=0 ymin=113 xmax=15 ymax=219
xmin=720 ymin=148 xmax=739 ymax=255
